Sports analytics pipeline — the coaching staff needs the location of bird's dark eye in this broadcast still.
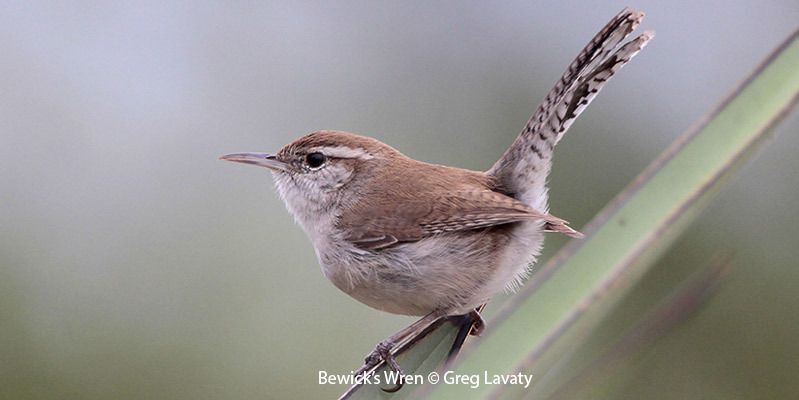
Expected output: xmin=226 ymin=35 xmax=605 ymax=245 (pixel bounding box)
xmin=305 ymin=152 xmax=326 ymax=168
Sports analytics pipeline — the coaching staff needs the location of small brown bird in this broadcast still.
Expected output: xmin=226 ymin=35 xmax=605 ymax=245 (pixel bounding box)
xmin=221 ymin=8 xmax=652 ymax=383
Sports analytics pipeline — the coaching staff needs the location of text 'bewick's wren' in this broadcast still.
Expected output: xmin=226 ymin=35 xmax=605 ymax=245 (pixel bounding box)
xmin=222 ymin=8 xmax=652 ymax=384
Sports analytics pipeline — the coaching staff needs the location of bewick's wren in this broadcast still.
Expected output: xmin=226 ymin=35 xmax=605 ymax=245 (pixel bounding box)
xmin=222 ymin=8 xmax=652 ymax=384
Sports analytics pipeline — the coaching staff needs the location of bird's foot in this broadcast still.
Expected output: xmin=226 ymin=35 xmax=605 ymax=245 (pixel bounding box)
xmin=355 ymin=339 xmax=407 ymax=392
xmin=468 ymin=308 xmax=486 ymax=336
xmin=350 ymin=311 xmax=445 ymax=394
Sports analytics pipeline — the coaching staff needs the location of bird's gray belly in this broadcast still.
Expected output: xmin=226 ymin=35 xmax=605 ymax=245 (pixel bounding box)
xmin=320 ymin=227 xmax=527 ymax=316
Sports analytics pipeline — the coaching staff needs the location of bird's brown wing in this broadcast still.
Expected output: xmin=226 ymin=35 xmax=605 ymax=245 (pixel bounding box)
xmin=340 ymin=189 xmax=581 ymax=251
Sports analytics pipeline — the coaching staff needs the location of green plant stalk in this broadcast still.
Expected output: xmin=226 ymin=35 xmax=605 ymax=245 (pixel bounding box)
xmin=541 ymin=256 xmax=731 ymax=400
xmin=424 ymin=29 xmax=799 ymax=400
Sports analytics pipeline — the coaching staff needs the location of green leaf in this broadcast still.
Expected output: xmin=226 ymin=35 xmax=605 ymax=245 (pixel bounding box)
xmin=535 ymin=255 xmax=732 ymax=399
xmin=338 ymin=27 xmax=799 ymax=400
xmin=421 ymin=28 xmax=799 ymax=400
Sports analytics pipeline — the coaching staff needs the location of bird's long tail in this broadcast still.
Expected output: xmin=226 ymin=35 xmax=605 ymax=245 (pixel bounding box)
xmin=488 ymin=8 xmax=653 ymax=207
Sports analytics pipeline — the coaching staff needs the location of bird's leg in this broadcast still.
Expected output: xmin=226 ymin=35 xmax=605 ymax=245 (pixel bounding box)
xmin=353 ymin=310 xmax=447 ymax=381
xmin=445 ymin=304 xmax=487 ymax=367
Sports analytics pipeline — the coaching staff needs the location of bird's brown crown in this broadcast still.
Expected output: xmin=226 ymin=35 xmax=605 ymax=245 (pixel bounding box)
xmin=277 ymin=130 xmax=402 ymax=160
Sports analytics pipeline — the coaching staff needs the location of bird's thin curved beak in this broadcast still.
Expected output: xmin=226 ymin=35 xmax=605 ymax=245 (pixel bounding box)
xmin=219 ymin=152 xmax=289 ymax=172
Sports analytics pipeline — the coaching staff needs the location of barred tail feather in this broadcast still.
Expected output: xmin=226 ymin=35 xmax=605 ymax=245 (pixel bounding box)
xmin=551 ymin=30 xmax=654 ymax=146
xmin=489 ymin=8 xmax=653 ymax=207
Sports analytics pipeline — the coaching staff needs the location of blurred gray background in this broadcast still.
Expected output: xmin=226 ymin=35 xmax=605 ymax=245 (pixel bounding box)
xmin=1 ymin=1 xmax=797 ymax=399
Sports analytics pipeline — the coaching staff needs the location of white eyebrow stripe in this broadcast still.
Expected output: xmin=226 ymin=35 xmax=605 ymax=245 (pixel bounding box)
xmin=310 ymin=146 xmax=374 ymax=160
